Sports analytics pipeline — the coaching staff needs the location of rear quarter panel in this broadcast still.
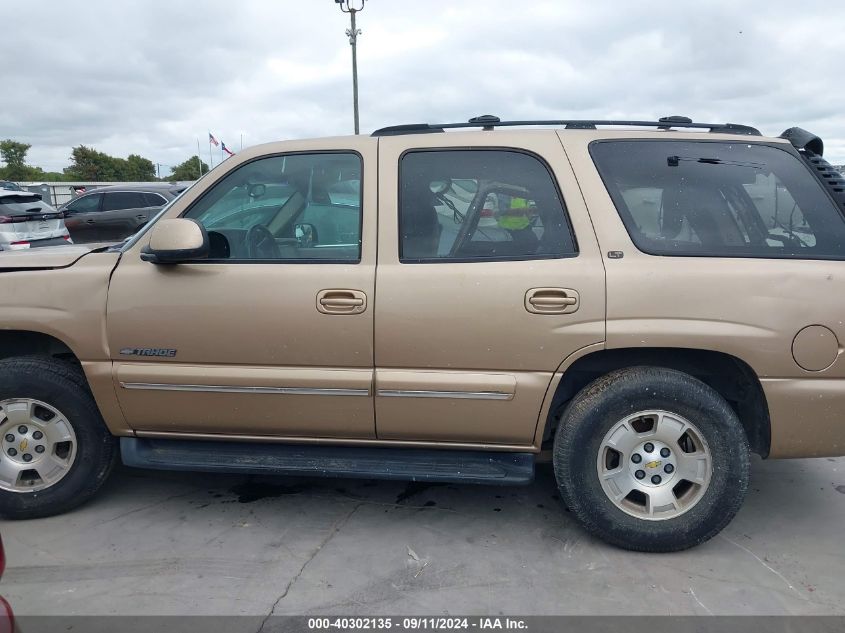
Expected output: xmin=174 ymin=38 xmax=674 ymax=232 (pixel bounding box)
xmin=560 ymin=131 xmax=845 ymax=458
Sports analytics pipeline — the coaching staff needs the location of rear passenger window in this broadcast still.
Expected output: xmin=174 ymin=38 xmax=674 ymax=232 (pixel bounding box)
xmin=103 ymin=192 xmax=148 ymax=211
xmin=399 ymin=150 xmax=576 ymax=261
xmin=591 ymin=140 xmax=845 ymax=259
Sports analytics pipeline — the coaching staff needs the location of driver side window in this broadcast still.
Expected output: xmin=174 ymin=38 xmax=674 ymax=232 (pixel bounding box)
xmin=185 ymin=152 xmax=362 ymax=262
xmin=66 ymin=193 xmax=102 ymax=213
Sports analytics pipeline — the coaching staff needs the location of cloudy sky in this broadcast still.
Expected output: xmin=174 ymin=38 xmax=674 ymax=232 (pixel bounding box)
xmin=2 ymin=0 xmax=844 ymax=176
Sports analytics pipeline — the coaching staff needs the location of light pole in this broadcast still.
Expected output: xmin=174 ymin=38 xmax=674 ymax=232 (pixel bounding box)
xmin=334 ymin=0 xmax=366 ymax=135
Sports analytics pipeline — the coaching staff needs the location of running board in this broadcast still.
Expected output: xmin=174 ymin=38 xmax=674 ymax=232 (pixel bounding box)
xmin=120 ymin=437 xmax=535 ymax=485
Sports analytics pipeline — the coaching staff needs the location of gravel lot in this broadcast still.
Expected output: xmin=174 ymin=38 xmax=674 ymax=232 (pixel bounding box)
xmin=1 ymin=456 xmax=844 ymax=618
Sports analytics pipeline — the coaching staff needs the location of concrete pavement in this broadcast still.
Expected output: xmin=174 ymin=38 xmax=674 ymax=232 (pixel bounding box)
xmin=1 ymin=456 xmax=844 ymax=617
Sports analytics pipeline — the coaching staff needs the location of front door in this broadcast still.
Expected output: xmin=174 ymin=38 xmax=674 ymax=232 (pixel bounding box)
xmin=63 ymin=192 xmax=103 ymax=243
xmin=374 ymin=132 xmax=606 ymax=445
xmin=106 ymin=139 xmax=377 ymax=438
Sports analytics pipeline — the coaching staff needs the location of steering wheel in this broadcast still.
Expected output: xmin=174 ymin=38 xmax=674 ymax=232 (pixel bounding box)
xmin=246 ymin=224 xmax=281 ymax=259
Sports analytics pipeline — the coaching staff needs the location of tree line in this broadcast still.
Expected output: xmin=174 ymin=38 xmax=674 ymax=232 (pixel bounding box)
xmin=0 ymin=140 xmax=210 ymax=182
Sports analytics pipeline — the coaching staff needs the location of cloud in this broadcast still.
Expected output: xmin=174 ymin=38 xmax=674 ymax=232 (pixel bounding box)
xmin=2 ymin=0 xmax=844 ymax=173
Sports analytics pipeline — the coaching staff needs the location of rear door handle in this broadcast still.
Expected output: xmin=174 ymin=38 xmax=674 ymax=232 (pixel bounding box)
xmin=317 ymin=289 xmax=367 ymax=315
xmin=85 ymin=219 xmax=96 ymax=224
xmin=525 ymin=288 xmax=580 ymax=314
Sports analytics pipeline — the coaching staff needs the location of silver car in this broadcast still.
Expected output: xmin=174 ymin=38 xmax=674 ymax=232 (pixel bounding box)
xmin=0 ymin=191 xmax=71 ymax=250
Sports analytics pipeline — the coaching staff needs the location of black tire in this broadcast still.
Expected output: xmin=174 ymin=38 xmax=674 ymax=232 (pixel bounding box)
xmin=0 ymin=356 xmax=118 ymax=519
xmin=553 ymin=366 xmax=750 ymax=552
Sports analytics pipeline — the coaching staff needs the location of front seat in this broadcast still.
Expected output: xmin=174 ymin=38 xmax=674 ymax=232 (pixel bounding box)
xmin=401 ymin=181 xmax=442 ymax=259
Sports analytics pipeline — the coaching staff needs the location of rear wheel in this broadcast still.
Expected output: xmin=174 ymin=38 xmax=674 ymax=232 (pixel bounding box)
xmin=553 ymin=366 xmax=750 ymax=552
xmin=0 ymin=357 xmax=117 ymax=519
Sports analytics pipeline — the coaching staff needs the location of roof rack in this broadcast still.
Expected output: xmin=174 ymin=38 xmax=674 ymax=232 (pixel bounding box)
xmin=372 ymin=115 xmax=762 ymax=137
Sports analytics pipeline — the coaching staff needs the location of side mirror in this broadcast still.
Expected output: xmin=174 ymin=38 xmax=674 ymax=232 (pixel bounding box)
xmin=248 ymin=183 xmax=266 ymax=199
xmin=295 ymin=222 xmax=317 ymax=247
xmin=429 ymin=179 xmax=452 ymax=195
xmin=140 ymin=218 xmax=209 ymax=264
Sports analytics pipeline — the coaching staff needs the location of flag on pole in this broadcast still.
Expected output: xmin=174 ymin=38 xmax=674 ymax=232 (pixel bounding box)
xmin=208 ymin=132 xmax=220 ymax=147
xmin=221 ymin=142 xmax=235 ymax=157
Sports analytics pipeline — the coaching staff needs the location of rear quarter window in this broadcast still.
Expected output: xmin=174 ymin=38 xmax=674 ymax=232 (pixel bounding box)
xmin=590 ymin=140 xmax=845 ymax=259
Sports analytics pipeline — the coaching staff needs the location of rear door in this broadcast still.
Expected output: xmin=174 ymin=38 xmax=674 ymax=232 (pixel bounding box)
xmin=374 ymin=132 xmax=606 ymax=445
xmin=100 ymin=191 xmax=154 ymax=241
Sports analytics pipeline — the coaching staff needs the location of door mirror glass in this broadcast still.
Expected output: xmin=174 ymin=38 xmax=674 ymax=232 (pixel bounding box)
xmin=295 ymin=222 xmax=317 ymax=247
xmin=429 ymin=179 xmax=452 ymax=195
xmin=141 ymin=218 xmax=209 ymax=264
xmin=248 ymin=183 xmax=267 ymax=199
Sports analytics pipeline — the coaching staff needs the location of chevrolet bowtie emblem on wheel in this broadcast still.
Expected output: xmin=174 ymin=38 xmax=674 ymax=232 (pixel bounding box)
xmin=19 ymin=439 xmax=28 ymax=451
xmin=645 ymin=460 xmax=661 ymax=469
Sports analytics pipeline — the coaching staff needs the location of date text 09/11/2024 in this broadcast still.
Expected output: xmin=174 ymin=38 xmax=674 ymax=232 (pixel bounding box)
xmin=307 ymin=617 xmax=528 ymax=630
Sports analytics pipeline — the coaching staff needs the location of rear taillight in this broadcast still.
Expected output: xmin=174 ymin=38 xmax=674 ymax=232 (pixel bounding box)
xmin=63 ymin=235 xmax=72 ymax=241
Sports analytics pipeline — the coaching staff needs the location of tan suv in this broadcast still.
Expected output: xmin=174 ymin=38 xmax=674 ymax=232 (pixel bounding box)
xmin=1 ymin=116 xmax=844 ymax=552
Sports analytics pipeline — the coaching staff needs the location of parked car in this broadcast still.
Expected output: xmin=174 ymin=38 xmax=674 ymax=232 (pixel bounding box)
xmin=0 ymin=536 xmax=14 ymax=633
xmin=59 ymin=184 xmax=186 ymax=243
xmin=0 ymin=182 xmax=22 ymax=192
xmin=0 ymin=116 xmax=844 ymax=553
xmin=0 ymin=190 xmax=71 ymax=251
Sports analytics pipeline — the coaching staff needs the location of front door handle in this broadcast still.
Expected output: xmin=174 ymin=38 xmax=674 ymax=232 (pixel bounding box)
xmin=85 ymin=219 xmax=96 ymax=224
xmin=317 ymin=289 xmax=367 ymax=315
xmin=525 ymin=288 xmax=580 ymax=314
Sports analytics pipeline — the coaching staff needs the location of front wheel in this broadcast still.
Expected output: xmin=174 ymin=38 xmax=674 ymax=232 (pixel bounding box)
xmin=0 ymin=357 xmax=118 ymax=519
xmin=553 ymin=366 xmax=750 ymax=552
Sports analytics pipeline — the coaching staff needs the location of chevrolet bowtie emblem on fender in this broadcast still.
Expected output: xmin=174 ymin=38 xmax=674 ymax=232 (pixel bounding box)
xmin=645 ymin=460 xmax=661 ymax=469
xmin=19 ymin=439 xmax=28 ymax=451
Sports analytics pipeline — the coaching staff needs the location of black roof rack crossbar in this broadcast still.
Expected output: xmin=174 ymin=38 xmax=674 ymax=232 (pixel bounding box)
xmin=372 ymin=116 xmax=761 ymax=137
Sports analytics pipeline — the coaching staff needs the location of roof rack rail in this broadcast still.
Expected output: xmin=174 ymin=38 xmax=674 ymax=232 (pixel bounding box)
xmin=372 ymin=115 xmax=762 ymax=137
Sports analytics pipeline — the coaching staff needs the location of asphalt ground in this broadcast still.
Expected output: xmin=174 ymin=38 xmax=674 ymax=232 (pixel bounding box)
xmin=1 ymin=456 xmax=844 ymax=619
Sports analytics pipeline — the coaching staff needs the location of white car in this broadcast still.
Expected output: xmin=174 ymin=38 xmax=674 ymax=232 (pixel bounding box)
xmin=0 ymin=191 xmax=72 ymax=250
